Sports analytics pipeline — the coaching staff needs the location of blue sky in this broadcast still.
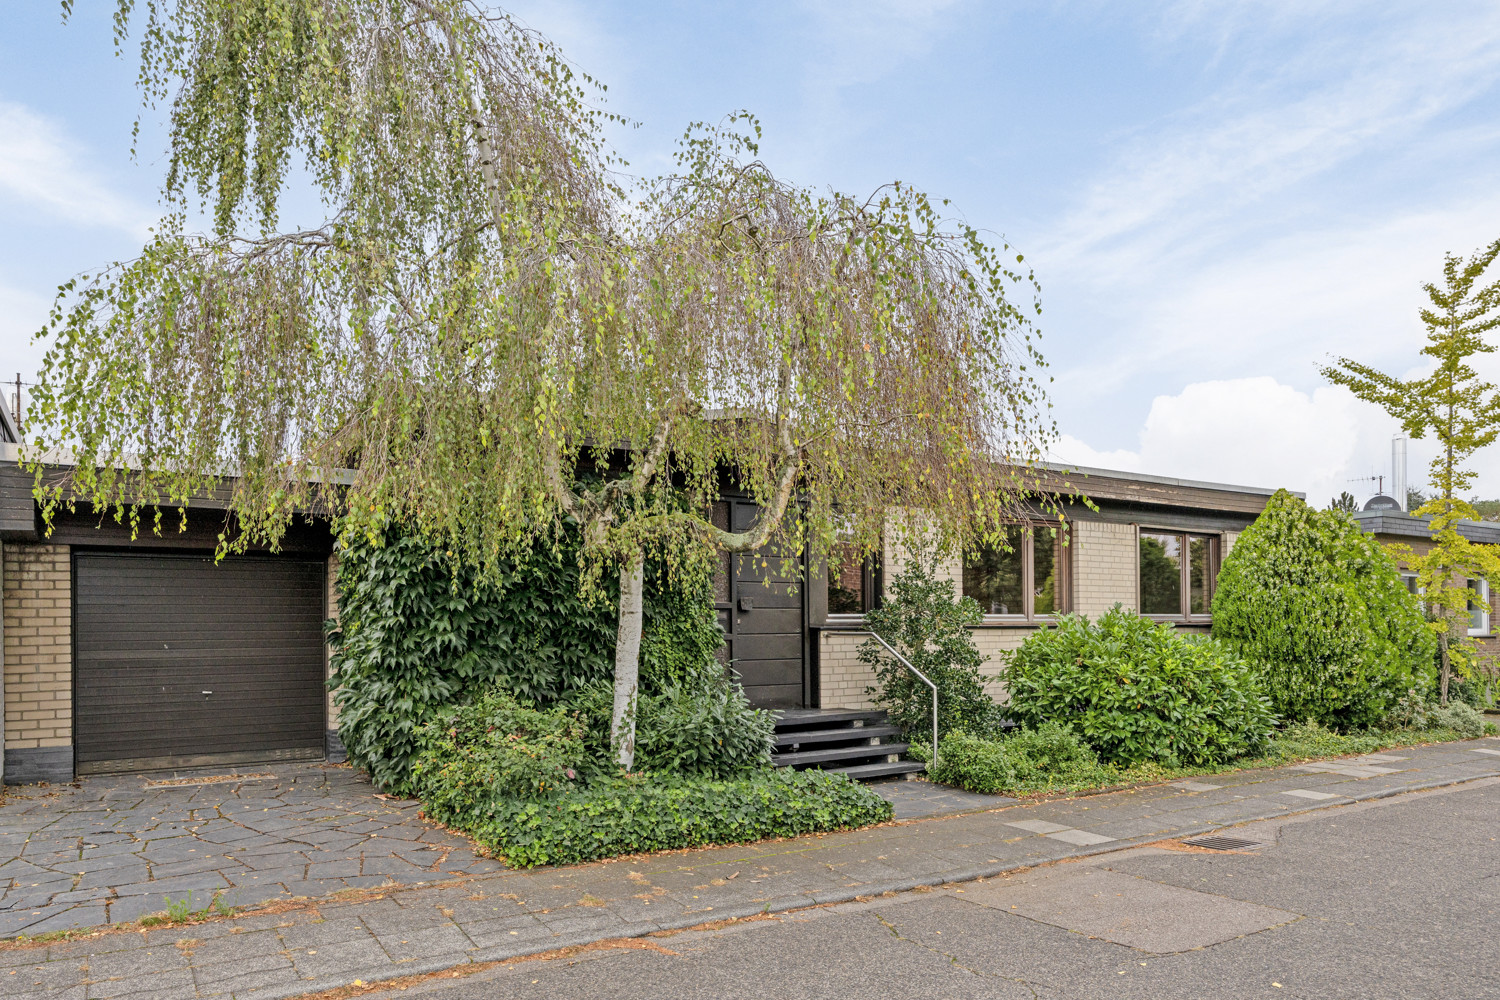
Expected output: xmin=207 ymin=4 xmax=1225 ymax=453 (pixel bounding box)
xmin=3 ymin=0 xmax=1500 ymax=504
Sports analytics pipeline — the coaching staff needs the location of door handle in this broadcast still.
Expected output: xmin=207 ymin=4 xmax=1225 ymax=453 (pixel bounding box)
xmin=202 ymin=690 xmax=213 ymax=696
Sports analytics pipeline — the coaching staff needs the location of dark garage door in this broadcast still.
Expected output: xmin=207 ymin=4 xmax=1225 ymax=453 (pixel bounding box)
xmin=74 ymin=551 xmax=327 ymax=774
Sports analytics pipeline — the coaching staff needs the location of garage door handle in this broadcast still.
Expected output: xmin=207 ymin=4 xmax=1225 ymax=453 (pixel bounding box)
xmin=202 ymin=690 xmax=213 ymax=696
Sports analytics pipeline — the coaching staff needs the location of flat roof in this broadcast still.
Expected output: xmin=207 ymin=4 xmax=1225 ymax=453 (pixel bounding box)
xmin=1039 ymin=461 xmax=1300 ymax=499
xmin=1352 ymin=509 xmax=1500 ymax=545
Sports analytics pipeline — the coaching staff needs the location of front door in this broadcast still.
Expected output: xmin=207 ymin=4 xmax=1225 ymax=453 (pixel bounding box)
xmin=712 ymin=499 xmax=808 ymax=708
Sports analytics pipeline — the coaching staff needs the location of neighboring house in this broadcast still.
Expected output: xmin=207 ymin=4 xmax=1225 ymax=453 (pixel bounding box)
xmin=0 ymin=436 xmax=1284 ymax=783
xmin=1352 ymin=509 xmax=1500 ymax=662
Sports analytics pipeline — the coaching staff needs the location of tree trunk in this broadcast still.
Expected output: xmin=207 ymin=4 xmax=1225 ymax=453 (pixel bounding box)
xmin=1439 ymin=627 xmax=1451 ymax=707
xmin=611 ymin=546 xmax=646 ymax=771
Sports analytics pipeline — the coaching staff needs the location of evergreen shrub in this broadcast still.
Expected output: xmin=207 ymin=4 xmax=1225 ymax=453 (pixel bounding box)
xmin=861 ymin=557 xmax=999 ymax=740
xmin=1211 ymin=490 xmax=1437 ymax=729
xmin=411 ymin=689 xmax=594 ymax=812
xmin=1004 ymin=608 xmax=1276 ymax=766
xmin=329 ymin=527 xmax=754 ymax=793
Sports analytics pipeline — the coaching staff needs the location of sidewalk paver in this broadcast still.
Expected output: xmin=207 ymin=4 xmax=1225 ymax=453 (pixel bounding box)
xmin=0 ymin=737 xmax=1496 ymax=999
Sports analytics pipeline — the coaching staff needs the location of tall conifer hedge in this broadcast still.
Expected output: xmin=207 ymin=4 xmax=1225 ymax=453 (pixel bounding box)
xmin=1211 ymin=490 xmax=1435 ymax=729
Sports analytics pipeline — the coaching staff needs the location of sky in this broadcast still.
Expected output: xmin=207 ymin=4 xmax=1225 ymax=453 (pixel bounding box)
xmin=2 ymin=0 xmax=1500 ymax=506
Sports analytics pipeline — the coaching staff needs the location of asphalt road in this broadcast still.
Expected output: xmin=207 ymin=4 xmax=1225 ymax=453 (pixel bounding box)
xmin=361 ymin=778 xmax=1500 ymax=999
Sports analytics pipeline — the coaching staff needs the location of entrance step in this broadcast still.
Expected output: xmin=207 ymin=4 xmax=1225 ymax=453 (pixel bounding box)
xmin=771 ymin=708 xmax=925 ymax=781
xmin=826 ymin=759 xmax=930 ymax=781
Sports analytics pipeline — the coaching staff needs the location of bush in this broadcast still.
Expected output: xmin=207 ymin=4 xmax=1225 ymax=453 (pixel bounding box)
xmin=328 ymin=528 xmax=617 ymax=793
xmin=329 ymin=526 xmax=737 ymax=794
xmin=861 ymin=557 xmax=998 ymax=740
xmin=1211 ymin=490 xmax=1436 ymax=730
xmin=410 ymin=690 xmax=593 ymax=816
xmin=1430 ymin=701 xmax=1487 ymax=739
xmin=1004 ymin=608 xmax=1276 ymax=767
xmin=421 ymin=768 xmax=894 ymax=868
xmin=929 ymin=724 xmax=1113 ymax=794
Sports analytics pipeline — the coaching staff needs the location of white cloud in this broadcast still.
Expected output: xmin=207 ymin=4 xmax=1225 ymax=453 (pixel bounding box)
xmin=1039 ymin=4 xmax=1500 ymax=281
xmin=1051 ymin=375 xmax=1417 ymax=505
xmin=0 ymin=100 xmax=152 ymax=235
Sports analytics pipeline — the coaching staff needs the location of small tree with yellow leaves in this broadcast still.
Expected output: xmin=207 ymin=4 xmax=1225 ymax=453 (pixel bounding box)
xmin=1323 ymin=239 xmax=1500 ymax=704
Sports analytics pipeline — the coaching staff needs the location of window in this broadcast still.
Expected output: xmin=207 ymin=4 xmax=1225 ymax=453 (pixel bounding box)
xmin=1468 ymin=579 xmax=1491 ymax=636
xmin=1139 ymin=530 xmax=1218 ymax=619
xmin=963 ymin=523 xmax=1068 ymax=621
xmin=825 ymin=531 xmax=878 ymax=617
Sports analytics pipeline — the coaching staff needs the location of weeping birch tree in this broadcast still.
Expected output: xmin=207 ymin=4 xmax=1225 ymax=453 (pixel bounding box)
xmin=31 ymin=0 xmax=1054 ymax=768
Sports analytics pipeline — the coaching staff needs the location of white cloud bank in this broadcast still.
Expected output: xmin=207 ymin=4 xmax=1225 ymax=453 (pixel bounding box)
xmin=1047 ymin=375 xmax=1451 ymax=507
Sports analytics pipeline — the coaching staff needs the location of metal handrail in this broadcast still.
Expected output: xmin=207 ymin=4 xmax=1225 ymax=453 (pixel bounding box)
xmin=846 ymin=631 xmax=939 ymax=769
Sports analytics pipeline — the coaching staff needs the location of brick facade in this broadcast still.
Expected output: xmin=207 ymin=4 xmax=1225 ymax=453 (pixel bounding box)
xmin=1071 ymin=519 xmax=1138 ymax=616
xmin=2 ymin=543 xmax=72 ymax=751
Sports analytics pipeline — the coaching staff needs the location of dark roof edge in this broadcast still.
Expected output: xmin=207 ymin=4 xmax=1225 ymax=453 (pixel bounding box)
xmin=1352 ymin=509 xmax=1500 ymax=545
xmin=1037 ymin=461 xmax=1301 ymax=500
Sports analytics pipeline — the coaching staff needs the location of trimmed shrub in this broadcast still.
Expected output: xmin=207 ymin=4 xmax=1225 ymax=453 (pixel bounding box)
xmin=861 ymin=557 xmax=998 ymax=740
xmin=1004 ymin=608 xmax=1276 ymax=767
xmin=410 ymin=690 xmax=593 ymax=814
xmin=1211 ymin=490 xmax=1437 ymax=730
xmin=929 ymin=724 xmax=1113 ymax=794
xmin=421 ymin=769 xmax=894 ymax=868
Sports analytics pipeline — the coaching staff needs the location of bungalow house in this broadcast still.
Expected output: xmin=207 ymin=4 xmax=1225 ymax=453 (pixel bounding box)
xmin=0 ymin=418 xmax=1286 ymax=783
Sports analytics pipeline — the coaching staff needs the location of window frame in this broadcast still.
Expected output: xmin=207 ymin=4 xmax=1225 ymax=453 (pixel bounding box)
xmin=1468 ymin=578 xmax=1492 ymax=637
xmin=1137 ymin=527 xmax=1220 ymax=623
xmin=963 ymin=521 xmax=1072 ymax=625
xmin=824 ymin=549 xmax=880 ymax=620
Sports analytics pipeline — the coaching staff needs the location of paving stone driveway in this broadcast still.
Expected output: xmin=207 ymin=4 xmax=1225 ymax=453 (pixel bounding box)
xmin=0 ymin=764 xmax=503 ymax=937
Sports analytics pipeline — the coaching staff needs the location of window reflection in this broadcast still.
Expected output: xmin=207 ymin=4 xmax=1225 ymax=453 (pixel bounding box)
xmin=963 ymin=525 xmax=1026 ymax=615
xmin=1139 ymin=532 xmax=1181 ymax=615
xmin=827 ymin=540 xmax=866 ymax=615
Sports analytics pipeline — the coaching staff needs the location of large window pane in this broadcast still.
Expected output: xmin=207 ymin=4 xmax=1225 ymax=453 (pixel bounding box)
xmin=1189 ymin=535 xmax=1213 ymax=614
xmin=965 ymin=525 xmax=1025 ymax=615
xmin=1140 ymin=532 xmax=1181 ymax=615
xmin=1033 ymin=526 xmax=1061 ymax=615
xmin=827 ymin=540 xmax=866 ymax=615
xmin=1469 ymin=579 xmax=1489 ymax=634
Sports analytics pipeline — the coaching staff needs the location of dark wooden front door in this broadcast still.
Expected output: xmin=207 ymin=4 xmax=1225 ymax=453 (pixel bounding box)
xmin=73 ymin=551 xmax=328 ymax=774
xmin=713 ymin=499 xmax=808 ymax=708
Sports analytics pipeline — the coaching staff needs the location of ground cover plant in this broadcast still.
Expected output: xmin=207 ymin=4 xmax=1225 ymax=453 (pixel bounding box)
xmin=919 ymin=718 xmax=1491 ymax=799
xmin=419 ymin=768 xmax=893 ymax=869
xmin=1003 ymin=607 xmax=1277 ymax=767
xmin=1212 ymin=490 xmax=1436 ymax=729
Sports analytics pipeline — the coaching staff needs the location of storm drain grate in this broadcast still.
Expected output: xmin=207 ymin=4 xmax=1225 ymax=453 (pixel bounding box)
xmin=1182 ymin=835 xmax=1264 ymax=852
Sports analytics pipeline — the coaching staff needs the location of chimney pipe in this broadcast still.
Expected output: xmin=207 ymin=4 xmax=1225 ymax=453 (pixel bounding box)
xmin=1392 ymin=436 xmax=1408 ymax=512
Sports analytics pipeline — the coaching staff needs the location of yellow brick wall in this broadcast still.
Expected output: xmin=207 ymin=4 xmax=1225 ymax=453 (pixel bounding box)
xmin=3 ymin=543 xmax=72 ymax=750
xmin=1071 ymin=519 xmax=1138 ymax=616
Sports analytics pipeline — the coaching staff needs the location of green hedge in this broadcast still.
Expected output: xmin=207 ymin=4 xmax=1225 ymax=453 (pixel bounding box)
xmin=421 ymin=769 xmax=894 ymax=868
xmin=1211 ymin=490 xmax=1436 ymax=729
xmin=1004 ymin=608 xmax=1276 ymax=766
xmin=329 ymin=526 xmax=741 ymax=794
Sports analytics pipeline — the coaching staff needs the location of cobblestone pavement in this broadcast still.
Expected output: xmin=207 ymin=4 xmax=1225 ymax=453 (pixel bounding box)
xmin=0 ymin=764 xmax=503 ymax=937
xmin=0 ymin=738 xmax=1497 ymax=999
